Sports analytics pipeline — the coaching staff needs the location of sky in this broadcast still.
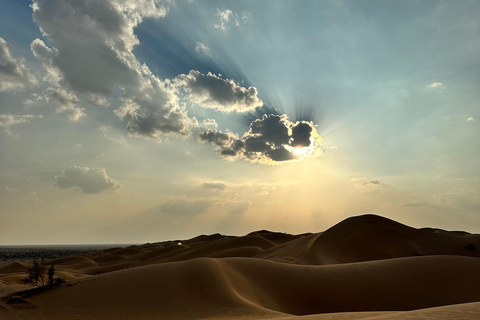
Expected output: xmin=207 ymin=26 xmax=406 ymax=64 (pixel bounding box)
xmin=0 ymin=0 xmax=479 ymax=245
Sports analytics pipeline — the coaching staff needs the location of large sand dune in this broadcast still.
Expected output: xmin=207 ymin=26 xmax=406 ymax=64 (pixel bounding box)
xmin=1 ymin=214 xmax=479 ymax=319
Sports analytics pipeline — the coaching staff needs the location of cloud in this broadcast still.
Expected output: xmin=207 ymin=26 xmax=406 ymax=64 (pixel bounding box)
xmin=44 ymin=87 xmax=86 ymax=121
xmin=199 ymin=114 xmax=322 ymax=164
xmin=214 ymin=9 xmax=233 ymax=30
xmin=114 ymin=98 xmax=195 ymax=140
xmin=426 ymin=82 xmax=445 ymax=89
xmin=213 ymin=8 xmax=249 ymax=31
xmin=467 ymin=117 xmax=474 ymax=122
xmin=201 ymin=182 xmax=227 ymax=190
xmin=203 ymin=118 xmax=218 ymax=128
xmin=55 ymin=166 xmax=121 ymax=194
xmin=5 ymin=186 xmax=19 ymax=192
xmin=31 ymin=0 xmax=193 ymax=138
xmin=86 ymin=94 xmax=109 ymax=108
xmin=175 ymin=70 xmax=263 ymax=112
xmin=0 ymin=38 xmax=37 ymax=91
xmin=30 ymin=38 xmax=62 ymax=84
xmin=0 ymin=114 xmax=43 ymax=135
xmin=195 ymin=42 xmax=210 ymax=55
xmin=351 ymin=177 xmax=384 ymax=187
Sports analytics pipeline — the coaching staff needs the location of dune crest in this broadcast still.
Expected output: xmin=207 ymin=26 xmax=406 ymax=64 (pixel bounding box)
xmin=1 ymin=214 xmax=479 ymax=319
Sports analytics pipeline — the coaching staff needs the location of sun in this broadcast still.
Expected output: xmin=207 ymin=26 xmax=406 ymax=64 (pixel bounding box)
xmin=293 ymin=147 xmax=310 ymax=156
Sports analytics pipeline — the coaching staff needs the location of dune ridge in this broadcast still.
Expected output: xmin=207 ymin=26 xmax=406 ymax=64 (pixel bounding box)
xmin=1 ymin=214 xmax=479 ymax=319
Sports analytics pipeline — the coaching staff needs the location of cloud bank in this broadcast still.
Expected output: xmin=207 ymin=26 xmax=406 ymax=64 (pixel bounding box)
xmin=55 ymin=166 xmax=121 ymax=194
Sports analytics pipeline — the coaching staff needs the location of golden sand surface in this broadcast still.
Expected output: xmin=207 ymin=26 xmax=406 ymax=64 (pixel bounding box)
xmin=1 ymin=214 xmax=479 ymax=319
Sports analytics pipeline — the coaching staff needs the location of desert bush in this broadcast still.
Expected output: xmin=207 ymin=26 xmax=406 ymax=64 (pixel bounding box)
xmin=22 ymin=260 xmax=65 ymax=287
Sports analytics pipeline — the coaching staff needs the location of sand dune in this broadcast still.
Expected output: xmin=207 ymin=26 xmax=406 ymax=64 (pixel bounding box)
xmin=1 ymin=214 xmax=479 ymax=319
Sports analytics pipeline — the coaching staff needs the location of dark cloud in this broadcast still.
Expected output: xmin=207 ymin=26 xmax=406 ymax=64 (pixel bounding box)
xmin=199 ymin=114 xmax=322 ymax=164
xmin=175 ymin=70 xmax=263 ymax=112
xmin=0 ymin=38 xmax=37 ymax=91
xmin=198 ymin=129 xmax=245 ymax=157
xmin=55 ymin=166 xmax=121 ymax=194
xmin=126 ymin=111 xmax=192 ymax=139
xmin=291 ymin=122 xmax=313 ymax=147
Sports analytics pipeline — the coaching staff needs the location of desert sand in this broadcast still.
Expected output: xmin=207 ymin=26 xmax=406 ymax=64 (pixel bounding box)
xmin=1 ymin=214 xmax=479 ymax=319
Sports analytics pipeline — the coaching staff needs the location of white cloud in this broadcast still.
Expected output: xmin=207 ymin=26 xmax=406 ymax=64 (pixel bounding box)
xmin=0 ymin=114 xmax=43 ymax=135
xmin=203 ymin=118 xmax=218 ymax=128
xmin=214 ymin=9 xmax=233 ymax=30
xmin=195 ymin=42 xmax=210 ymax=55
xmin=467 ymin=117 xmax=474 ymax=122
xmin=55 ymin=166 xmax=121 ymax=194
xmin=0 ymin=38 xmax=37 ymax=91
xmin=31 ymin=0 xmax=192 ymax=137
xmin=213 ymin=8 xmax=249 ymax=31
xmin=175 ymin=70 xmax=263 ymax=112
xmin=426 ymin=82 xmax=445 ymax=89
xmin=5 ymin=186 xmax=19 ymax=192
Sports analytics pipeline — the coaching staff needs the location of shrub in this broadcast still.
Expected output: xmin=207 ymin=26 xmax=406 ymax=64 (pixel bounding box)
xmin=22 ymin=260 xmax=65 ymax=287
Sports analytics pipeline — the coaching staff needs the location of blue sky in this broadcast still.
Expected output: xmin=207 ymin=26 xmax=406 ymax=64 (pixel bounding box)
xmin=0 ymin=0 xmax=479 ymax=244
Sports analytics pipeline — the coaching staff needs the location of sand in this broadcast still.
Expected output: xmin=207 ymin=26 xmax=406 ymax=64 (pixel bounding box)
xmin=1 ymin=214 xmax=479 ymax=319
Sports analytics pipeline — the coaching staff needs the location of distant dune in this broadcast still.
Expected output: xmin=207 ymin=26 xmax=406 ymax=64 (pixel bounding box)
xmin=1 ymin=214 xmax=479 ymax=319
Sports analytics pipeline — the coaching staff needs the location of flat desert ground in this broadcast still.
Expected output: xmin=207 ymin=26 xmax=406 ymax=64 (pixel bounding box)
xmin=1 ymin=214 xmax=480 ymax=319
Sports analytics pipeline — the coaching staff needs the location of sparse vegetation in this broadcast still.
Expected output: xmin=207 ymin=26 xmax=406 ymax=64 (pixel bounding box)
xmin=22 ymin=260 xmax=65 ymax=287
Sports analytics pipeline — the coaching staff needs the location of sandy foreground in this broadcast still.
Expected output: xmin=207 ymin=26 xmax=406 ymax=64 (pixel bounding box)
xmin=1 ymin=214 xmax=479 ymax=319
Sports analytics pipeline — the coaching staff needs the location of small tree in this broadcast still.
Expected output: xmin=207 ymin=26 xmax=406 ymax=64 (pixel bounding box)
xmin=22 ymin=260 xmax=65 ymax=287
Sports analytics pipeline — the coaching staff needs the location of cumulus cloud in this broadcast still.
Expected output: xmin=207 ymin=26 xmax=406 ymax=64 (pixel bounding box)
xmin=55 ymin=166 xmax=121 ymax=194
xmin=467 ymin=117 xmax=474 ymax=122
xmin=31 ymin=0 xmax=193 ymax=138
xmin=0 ymin=38 xmax=37 ymax=91
xmin=199 ymin=114 xmax=322 ymax=164
xmin=0 ymin=114 xmax=43 ymax=135
xmin=175 ymin=70 xmax=263 ymax=112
